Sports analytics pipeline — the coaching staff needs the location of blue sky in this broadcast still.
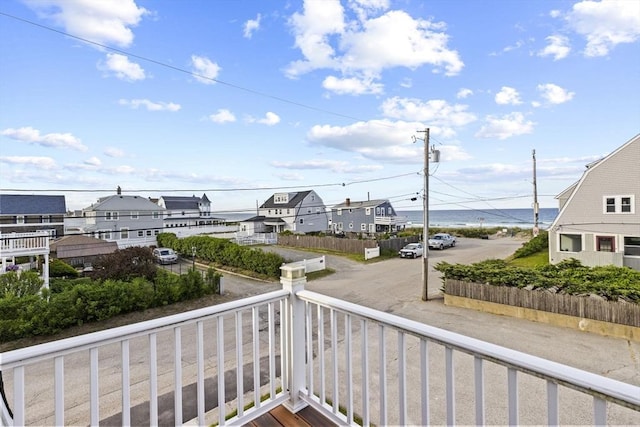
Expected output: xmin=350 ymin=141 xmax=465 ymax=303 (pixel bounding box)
xmin=1 ymin=0 xmax=639 ymax=215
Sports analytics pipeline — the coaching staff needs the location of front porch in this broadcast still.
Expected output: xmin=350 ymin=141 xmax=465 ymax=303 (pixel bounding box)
xmin=1 ymin=265 xmax=638 ymax=426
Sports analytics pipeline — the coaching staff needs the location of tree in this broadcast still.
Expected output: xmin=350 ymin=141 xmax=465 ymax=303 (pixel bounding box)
xmin=50 ymin=258 xmax=79 ymax=278
xmin=92 ymin=247 xmax=157 ymax=282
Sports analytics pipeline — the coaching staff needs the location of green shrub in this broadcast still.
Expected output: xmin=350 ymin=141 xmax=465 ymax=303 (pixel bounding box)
xmin=50 ymin=258 xmax=79 ymax=278
xmin=512 ymin=231 xmax=548 ymax=259
xmin=0 ymin=271 xmax=44 ymax=298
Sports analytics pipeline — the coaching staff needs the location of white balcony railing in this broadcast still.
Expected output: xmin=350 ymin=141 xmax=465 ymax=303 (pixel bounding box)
xmin=0 ymin=231 xmax=50 ymax=257
xmin=1 ymin=266 xmax=639 ymax=426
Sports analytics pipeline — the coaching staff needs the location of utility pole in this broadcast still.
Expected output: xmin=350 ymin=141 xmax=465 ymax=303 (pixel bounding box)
xmin=414 ymin=128 xmax=438 ymax=301
xmin=532 ymin=149 xmax=539 ymax=237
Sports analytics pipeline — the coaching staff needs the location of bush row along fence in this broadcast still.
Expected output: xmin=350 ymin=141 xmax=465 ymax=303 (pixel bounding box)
xmin=444 ymin=279 xmax=640 ymax=327
xmin=277 ymin=235 xmax=421 ymax=255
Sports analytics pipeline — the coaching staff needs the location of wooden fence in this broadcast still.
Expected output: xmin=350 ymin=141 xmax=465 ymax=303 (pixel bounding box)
xmin=445 ymin=279 xmax=640 ymax=327
xmin=277 ymin=235 xmax=421 ymax=255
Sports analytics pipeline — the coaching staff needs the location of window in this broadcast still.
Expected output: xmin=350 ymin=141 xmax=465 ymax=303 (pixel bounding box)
xmin=105 ymin=211 xmax=119 ymax=220
xmin=337 ymin=222 xmax=343 ymax=230
xmin=388 ymin=207 xmax=392 ymax=215
xmin=337 ymin=209 xmax=342 ymax=216
xmin=121 ymin=228 xmax=129 ymax=239
xmin=605 ymin=198 xmax=616 ymax=213
xmin=349 ymin=222 xmax=354 ymax=229
xmin=604 ymin=195 xmax=635 ymax=214
xmin=307 ymin=208 xmax=311 ymax=214
xmin=138 ymin=230 xmax=144 ymax=237
xmin=153 ymin=212 xmax=159 ymax=219
xmin=146 ymin=230 xmax=152 ymax=236
xmin=361 ymin=223 xmax=367 ymax=231
xmin=42 ymin=215 xmax=50 ymax=223
xmin=154 ymin=230 xmax=160 ymax=236
xmin=16 ymin=215 xmax=24 ymax=224
xmin=596 ymin=236 xmax=615 ymax=252
xmin=376 ymin=207 xmax=381 ymax=215
xmin=624 ymin=237 xmax=640 ymax=256
xmin=131 ymin=212 xmax=139 ymax=219
xmin=299 ymin=218 xmax=304 ymax=224
xmin=365 ymin=207 xmax=371 ymax=215
xmin=559 ymin=234 xmax=582 ymax=252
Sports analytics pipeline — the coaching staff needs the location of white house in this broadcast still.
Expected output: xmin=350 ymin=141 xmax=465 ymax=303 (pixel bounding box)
xmin=157 ymin=194 xmax=225 ymax=229
xmin=548 ymin=134 xmax=640 ymax=271
xmin=240 ymin=190 xmax=329 ymax=234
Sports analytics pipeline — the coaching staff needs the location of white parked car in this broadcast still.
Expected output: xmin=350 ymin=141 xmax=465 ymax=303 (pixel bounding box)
xmin=153 ymin=247 xmax=178 ymax=264
xmin=399 ymin=243 xmax=424 ymax=258
xmin=428 ymin=233 xmax=456 ymax=250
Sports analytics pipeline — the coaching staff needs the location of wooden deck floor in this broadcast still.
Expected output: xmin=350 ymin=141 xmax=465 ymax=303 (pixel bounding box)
xmin=244 ymin=405 xmax=337 ymax=427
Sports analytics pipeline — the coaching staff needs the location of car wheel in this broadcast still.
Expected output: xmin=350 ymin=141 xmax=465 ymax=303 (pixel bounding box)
xmin=439 ymin=244 xmax=444 ymax=250
xmin=452 ymin=241 xmax=456 ymax=247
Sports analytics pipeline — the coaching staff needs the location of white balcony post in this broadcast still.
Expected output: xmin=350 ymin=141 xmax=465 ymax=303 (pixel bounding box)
xmin=280 ymin=264 xmax=309 ymax=413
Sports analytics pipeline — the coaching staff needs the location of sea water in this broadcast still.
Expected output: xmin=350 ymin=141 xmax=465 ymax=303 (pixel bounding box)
xmin=398 ymin=208 xmax=558 ymax=229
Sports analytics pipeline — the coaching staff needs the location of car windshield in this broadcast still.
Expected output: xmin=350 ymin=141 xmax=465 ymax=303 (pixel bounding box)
xmin=160 ymin=250 xmax=171 ymax=255
xmin=405 ymin=244 xmax=419 ymax=249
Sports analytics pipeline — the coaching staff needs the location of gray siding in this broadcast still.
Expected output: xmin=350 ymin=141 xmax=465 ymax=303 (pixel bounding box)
xmin=294 ymin=191 xmax=329 ymax=233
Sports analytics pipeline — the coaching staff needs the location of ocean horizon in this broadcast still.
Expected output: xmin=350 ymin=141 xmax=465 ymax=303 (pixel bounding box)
xmin=218 ymin=207 xmax=558 ymax=230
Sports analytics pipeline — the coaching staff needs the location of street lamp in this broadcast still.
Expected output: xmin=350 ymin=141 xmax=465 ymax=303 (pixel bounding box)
xmin=191 ymin=246 xmax=196 ymax=270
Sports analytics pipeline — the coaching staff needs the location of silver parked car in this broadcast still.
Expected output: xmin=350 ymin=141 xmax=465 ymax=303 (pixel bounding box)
xmin=428 ymin=233 xmax=456 ymax=250
xmin=153 ymin=247 xmax=178 ymax=264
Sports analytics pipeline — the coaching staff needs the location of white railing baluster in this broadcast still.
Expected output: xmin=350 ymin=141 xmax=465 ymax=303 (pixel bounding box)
xmin=474 ymin=356 xmax=485 ymax=426
xmin=236 ymin=311 xmax=244 ymax=418
xmin=318 ymin=305 xmax=325 ymax=404
xmin=13 ymin=366 xmax=24 ymax=427
xmin=174 ymin=326 xmax=183 ymax=426
xmin=594 ymin=396 xmax=607 ymax=426
xmin=121 ymin=340 xmax=130 ymax=427
xmin=421 ymin=339 xmax=429 ymax=427
xmin=361 ymin=319 xmax=370 ymax=427
xmin=398 ymin=331 xmax=406 ymax=426
xmin=196 ymin=320 xmax=205 ymax=425
xmin=54 ymin=356 xmax=64 ymax=426
xmin=331 ymin=308 xmax=339 ymax=414
xmin=445 ymin=346 xmax=455 ymax=426
xmin=253 ymin=306 xmax=260 ymax=408
xmin=149 ymin=333 xmax=158 ymax=427
xmin=306 ymin=301 xmax=313 ymax=398
xmin=379 ymin=324 xmax=387 ymax=426
xmin=508 ymin=367 xmax=518 ymax=426
xmin=345 ymin=314 xmax=353 ymax=424
xmin=280 ymin=299 xmax=287 ymax=400
xmin=547 ymin=380 xmax=559 ymax=426
xmin=269 ymin=302 xmax=276 ymax=398
xmin=217 ymin=316 xmax=225 ymax=427
xmin=90 ymin=347 xmax=99 ymax=426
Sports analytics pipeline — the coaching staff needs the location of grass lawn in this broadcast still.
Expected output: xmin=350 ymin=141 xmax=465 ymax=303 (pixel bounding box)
xmin=507 ymin=250 xmax=549 ymax=268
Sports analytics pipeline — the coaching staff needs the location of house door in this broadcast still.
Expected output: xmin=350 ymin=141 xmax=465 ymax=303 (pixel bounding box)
xmin=369 ymin=224 xmax=375 ymax=233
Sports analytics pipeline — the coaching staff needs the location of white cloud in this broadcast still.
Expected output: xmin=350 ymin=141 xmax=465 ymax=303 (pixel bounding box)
xmin=101 ymin=53 xmax=145 ymax=81
xmin=1 ymin=126 xmax=88 ymax=151
xmin=84 ymin=156 xmax=102 ymax=167
xmin=209 ymin=109 xmax=236 ymax=124
xmin=104 ymin=147 xmax=125 ymax=157
xmin=475 ymin=112 xmax=535 ymax=140
xmin=118 ymin=98 xmax=181 ymax=111
xmin=286 ymin=2 xmax=463 ymax=93
xmin=251 ymin=112 xmax=280 ymax=126
xmin=322 ymin=75 xmax=384 ymax=95
xmin=566 ymin=0 xmax=640 ymax=57
xmin=0 ymin=156 xmax=57 ymax=169
xmin=537 ymin=83 xmax=575 ymax=104
xmin=381 ymin=97 xmax=477 ymax=129
xmin=24 ymin=0 xmax=148 ymax=48
xmin=271 ymin=159 xmax=383 ymax=173
xmin=538 ymin=35 xmax=571 ymax=60
xmin=456 ymin=88 xmax=473 ymax=99
xmin=243 ymin=14 xmax=261 ymax=38
xmin=191 ymin=55 xmax=221 ymax=84
xmin=273 ymin=172 xmax=305 ymax=181
xmin=495 ymin=86 xmax=523 ymax=105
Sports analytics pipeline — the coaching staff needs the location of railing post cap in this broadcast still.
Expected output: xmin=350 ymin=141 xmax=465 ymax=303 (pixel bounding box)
xmin=280 ymin=264 xmax=306 ymax=280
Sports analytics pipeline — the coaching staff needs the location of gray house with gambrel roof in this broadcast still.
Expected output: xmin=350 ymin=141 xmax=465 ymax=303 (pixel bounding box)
xmin=331 ymin=198 xmax=406 ymax=235
xmin=0 ymin=194 xmax=66 ymax=237
xmin=157 ymin=193 xmax=224 ymax=229
xmin=549 ymin=133 xmax=640 ymax=271
xmin=241 ymin=190 xmax=329 ymax=234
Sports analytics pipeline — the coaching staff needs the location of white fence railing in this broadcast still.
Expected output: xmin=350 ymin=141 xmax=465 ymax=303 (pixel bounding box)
xmin=234 ymin=232 xmax=278 ymax=246
xmin=0 ymin=232 xmax=50 ymax=257
xmin=284 ymin=256 xmax=326 ymax=273
xmin=1 ymin=265 xmax=638 ymax=426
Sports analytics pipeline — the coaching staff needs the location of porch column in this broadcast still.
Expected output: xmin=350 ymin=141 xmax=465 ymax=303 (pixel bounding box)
xmin=280 ymin=265 xmax=309 ymax=413
xmin=43 ymin=253 xmax=50 ymax=290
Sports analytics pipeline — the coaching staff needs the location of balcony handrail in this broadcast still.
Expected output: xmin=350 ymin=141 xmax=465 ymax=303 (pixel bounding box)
xmin=296 ymin=289 xmax=640 ymax=411
xmin=0 ymin=289 xmax=289 ymax=369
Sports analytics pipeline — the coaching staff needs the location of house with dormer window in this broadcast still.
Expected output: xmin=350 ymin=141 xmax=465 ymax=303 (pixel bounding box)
xmin=549 ymin=133 xmax=640 ymax=271
xmin=157 ymin=193 xmax=225 ymax=229
xmin=240 ymin=190 xmax=329 ymax=234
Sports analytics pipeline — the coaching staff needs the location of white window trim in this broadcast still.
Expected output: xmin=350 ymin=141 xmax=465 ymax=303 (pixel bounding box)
xmin=120 ymin=227 xmax=129 ymax=239
xmin=603 ymin=195 xmax=635 ymax=214
xmin=365 ymin=207 xmax=371 ymax=215
xmin=360 ymin=223 xmax=367 ymax=231
xmin=131 ymin=211 xmax=139 ymax=219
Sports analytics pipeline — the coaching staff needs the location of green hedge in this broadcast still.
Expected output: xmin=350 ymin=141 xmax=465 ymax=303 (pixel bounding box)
xmin=0 ymin=269 xmax=221 ymax=343
xmin=435 ymin=258 xmax=640 ymax=302
xmin=157 ymin=233 xmax=285 ymax=278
